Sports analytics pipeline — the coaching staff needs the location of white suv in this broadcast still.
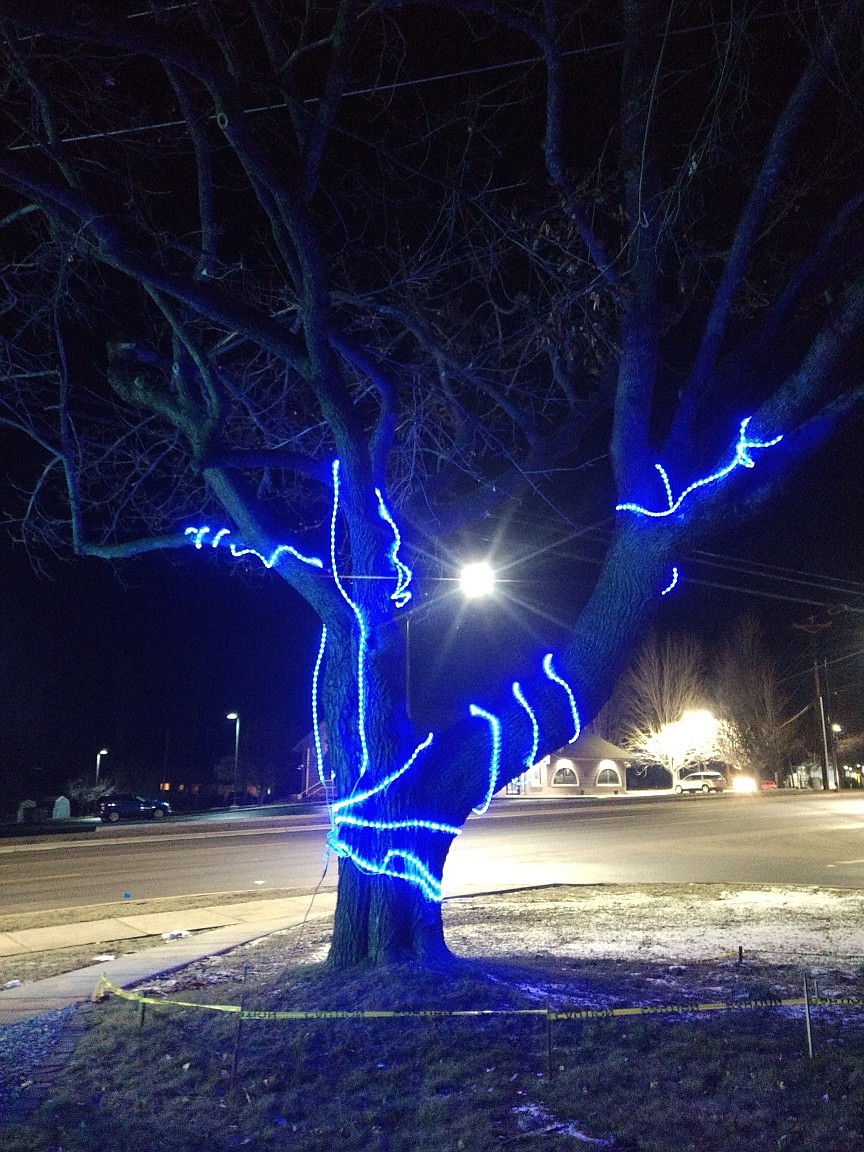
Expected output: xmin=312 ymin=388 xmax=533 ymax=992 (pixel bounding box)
xmin=674 ymin=771 xmax=727 ymax=794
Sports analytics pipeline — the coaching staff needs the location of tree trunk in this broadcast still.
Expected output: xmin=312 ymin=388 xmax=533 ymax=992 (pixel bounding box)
xmin=328 ymin=858 xmax=453 ymax=968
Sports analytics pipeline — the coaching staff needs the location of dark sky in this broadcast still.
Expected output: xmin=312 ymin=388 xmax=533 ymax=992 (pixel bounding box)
xmin=1 ymin=536 xmax=319 ymax=804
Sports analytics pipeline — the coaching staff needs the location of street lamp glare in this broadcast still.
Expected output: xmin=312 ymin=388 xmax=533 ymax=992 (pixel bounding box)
xmin=226 ymin=711 xmax=238 ymax=720
xmin=98 ymin=748 xmax=108 ymax=756
xmin=459 ymin=560 xmax=496 ymax=599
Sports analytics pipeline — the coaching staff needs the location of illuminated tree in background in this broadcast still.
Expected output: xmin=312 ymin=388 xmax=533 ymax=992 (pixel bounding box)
xmin=1 ymin=1 xmax=863 ymax=965
xmin=605 ymin=630 xmax=713 ymax=778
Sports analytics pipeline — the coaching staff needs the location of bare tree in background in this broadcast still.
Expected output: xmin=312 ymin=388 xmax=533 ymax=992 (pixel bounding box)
xmin=713 ymin=617 xmax=799 ymax=783
xmin=0 ymin=1 xmax=863 ymax=966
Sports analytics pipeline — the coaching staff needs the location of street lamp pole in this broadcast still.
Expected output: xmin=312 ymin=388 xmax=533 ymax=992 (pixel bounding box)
xmin=226 ymin=713 xmax=240 ymax=806
xmin=95 ymin=748 xmax=108 ymax=784
xmin=402 ymin=560 xmax=496 ymax=725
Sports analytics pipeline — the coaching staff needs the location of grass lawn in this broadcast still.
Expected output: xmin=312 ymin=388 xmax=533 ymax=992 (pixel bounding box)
xmin=3 ymin=885 xmax=864 ymax=1151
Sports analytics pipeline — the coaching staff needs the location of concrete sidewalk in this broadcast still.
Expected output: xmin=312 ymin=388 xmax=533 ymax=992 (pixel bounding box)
xmin=0 ymin=891 xmax=336 ymax=1024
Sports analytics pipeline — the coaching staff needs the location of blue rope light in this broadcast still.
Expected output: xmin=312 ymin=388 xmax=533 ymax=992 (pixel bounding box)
xmin=328 ymin=844 xmax=448 ymax=903
xmin=469 ymin=704 xmax=502 ymax=814
xmin=311 ymin=625 xmax=332 ymax=804
xmin=542 ymin=653 xmax=581 ymax=743
xmin=375 ymin=488 xmax=413 ymax=609
xmin=615 ymin=417 xmax=783 ymax=519
xmin=512 ymin=681 xmax=539 ymax=768
xmin=185 ymin=525 xmax=212 ymax=548
xmin=331 ymin=732 xmax=435 ymax=816
xmin=335 ymin=814 xmax=461 ymax=835
xmin=661 ymin=567 xmax=679 ymax=596
xmin=184 ymin=526 xmax=323 ymax=569
xmin=328 ymin=733 xmax=459 ymax=902
xmin=330 ymin=460 xmax=371 ymax=779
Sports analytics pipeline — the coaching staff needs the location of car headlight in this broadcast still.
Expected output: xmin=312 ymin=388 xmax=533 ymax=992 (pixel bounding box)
xmin=732 ymin=776 xmax=758 ymax=793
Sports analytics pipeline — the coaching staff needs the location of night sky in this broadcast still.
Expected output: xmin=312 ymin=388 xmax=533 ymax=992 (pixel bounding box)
xmin=1 ymin=534 xmax=319 ymax=806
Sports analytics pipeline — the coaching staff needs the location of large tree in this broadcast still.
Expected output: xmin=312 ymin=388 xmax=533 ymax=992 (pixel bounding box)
xmin=1 ymin=1 xmax=863 ymax=965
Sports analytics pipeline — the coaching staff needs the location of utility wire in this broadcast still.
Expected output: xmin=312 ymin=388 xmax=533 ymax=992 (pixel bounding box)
xmin=7 ymin=5 xmax=820 ymax=150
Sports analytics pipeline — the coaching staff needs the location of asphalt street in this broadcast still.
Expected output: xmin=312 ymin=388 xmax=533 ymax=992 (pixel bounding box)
xmin=2 ymin=792 xmax=863 ymax=915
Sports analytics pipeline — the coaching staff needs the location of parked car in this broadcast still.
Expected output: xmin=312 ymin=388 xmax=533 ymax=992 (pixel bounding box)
xmin=98 ymin=794 xmax=172 ymax=822
xmin=674 ymin=771 xmax=727 ymax=794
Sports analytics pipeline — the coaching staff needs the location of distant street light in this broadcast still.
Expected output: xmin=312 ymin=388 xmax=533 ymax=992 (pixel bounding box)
xmin=95 ymin=748 xmax=108 ymax=783
xmin=226 ymin=713 xmax=240 ymax=807
xmin=459 ymin=560 xmax=496 ymax=599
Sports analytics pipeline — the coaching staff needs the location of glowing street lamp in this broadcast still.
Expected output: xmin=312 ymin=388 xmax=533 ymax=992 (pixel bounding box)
xmin=226 ymin=713 xmax=240 ymax=807
xmin=95 ymin=748 xmax=108 ymax=783
xmin=459 ymin=560 xmax=496 ymax=599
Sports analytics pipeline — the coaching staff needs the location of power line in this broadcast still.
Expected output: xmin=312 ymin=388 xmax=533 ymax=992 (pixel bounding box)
xmin=544 ymin=526 xmax=864 ymax=611
xmin=6 ymin=5 xmax=816 ymax=151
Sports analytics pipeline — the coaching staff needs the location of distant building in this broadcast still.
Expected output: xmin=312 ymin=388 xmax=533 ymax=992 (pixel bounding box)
xmin=504 ymin=733 xmax=630 ymax=797
xmin=294 ymin=727 xmax=630 ymax=802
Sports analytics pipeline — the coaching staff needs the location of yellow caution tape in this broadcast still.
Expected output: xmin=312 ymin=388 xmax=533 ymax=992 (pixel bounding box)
xmin=92 ymin=976 xmax=864 ymax=1022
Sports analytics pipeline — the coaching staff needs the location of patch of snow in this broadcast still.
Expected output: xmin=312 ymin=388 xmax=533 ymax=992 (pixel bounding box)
xmin=443 ymin=884 xmax=864 ymax=968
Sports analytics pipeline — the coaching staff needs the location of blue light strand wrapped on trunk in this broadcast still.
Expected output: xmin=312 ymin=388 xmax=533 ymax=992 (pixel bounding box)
xmin=661 ymin=566 xmax=679 ymax=596
xmin=329 ymin=459 xmax=372 ymax=779
xmin=468 ymin=704 xmax=502 ymax=814
xmin=542 ymin=653 xmax=581 ymax=743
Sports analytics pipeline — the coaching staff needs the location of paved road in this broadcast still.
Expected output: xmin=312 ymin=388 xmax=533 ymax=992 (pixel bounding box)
xmin=449 ymin=791 xmax=864 ymax=893
xmin=1 ymin=792 xmax=863 ymax=913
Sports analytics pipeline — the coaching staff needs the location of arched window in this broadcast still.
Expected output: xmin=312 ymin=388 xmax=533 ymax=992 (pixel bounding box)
xmin=551 ymin=759 xmax=580 ymax=786
xmin=595 ymin=760 xmax=622 ymax=787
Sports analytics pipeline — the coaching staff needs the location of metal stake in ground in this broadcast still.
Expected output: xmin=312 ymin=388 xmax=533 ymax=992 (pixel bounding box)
xmin=803 ymin=972 xmax=814 ymax=1061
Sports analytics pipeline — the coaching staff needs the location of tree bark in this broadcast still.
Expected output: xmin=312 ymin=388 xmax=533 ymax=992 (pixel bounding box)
xmin=328 ymin=859 xmax=453 ymax=968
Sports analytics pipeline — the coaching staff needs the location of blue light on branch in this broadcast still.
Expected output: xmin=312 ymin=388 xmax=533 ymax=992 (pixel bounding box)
xmin=375 ymin=488 xmax=413 ymax=609
xmin=661 ymin=567 xmax=679 ymax=596
xmin=469 ymin=704 xmax=502 ymax=814
xmin=184 ymin=526 xmax=323 ymax=569
xmin=542 ymin=653 xmax=581 ymax=743
xmin=512 ymin=681 xmax=539 ymax=768
xmin=615 ymin=417 xmax=783 ymax=519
